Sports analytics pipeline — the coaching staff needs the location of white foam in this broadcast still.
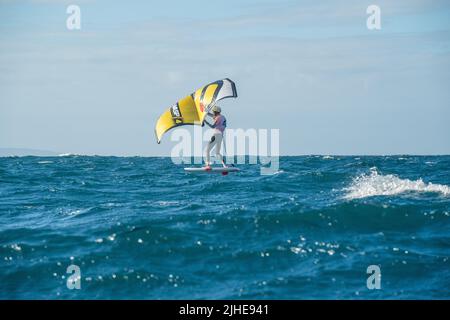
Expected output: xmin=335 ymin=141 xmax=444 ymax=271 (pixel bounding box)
xmin=156 ymin=201 xmax=180 ymax=206
xmin=58 ymin=153 xmax=80 ymax=157
xmin=270 ymin=169 xmax=284 ymax=175
xmin=344 ymin=168 xmax=450 ymax=200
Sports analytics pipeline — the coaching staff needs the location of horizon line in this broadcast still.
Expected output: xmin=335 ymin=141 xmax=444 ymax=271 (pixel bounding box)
xmin=1 ymin=154 xmax=450 ymax=158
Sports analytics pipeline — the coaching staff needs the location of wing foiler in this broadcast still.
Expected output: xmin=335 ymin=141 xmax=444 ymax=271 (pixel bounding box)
xmin=155 ymin=78 xmax=237 ymax=143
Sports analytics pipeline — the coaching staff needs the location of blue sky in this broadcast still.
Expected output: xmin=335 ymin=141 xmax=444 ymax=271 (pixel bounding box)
xmin=1 ymin=0 xmax=449 ymax=155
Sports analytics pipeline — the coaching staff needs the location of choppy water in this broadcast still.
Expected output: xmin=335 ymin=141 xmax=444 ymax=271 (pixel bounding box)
xmin=1 ymin=155 xmax=449 ymax=299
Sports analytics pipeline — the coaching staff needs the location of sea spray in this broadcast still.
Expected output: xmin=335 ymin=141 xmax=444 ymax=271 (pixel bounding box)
xmin=344 ymin=167 xmax=450 ymax=200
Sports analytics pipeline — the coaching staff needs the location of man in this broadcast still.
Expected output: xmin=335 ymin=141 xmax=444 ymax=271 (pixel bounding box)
xmin=204 ymin=105 xmax=227 ymax=169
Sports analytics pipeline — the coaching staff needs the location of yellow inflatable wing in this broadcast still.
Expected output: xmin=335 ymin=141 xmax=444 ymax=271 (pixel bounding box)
xmin=155 ymin=78 xmax=237 ymax=143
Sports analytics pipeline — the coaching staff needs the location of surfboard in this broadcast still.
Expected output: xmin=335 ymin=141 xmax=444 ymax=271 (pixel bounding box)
xmin=184 ymin=167 xmax=240 ymax=174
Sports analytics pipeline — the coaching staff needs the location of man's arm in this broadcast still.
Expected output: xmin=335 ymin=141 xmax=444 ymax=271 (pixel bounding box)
xmin=204 ymin=114 xmax=216 ymax=128
xmin=204 ymin=119 xmax=215 ymax=128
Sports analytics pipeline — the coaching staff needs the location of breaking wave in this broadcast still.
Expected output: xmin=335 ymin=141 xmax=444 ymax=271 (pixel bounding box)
xmin=344 ymin=168 xmax=450 ymax=200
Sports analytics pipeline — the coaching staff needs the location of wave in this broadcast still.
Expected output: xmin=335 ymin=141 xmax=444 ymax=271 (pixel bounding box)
xmin=58 ymin=153 xmax=77 ymax=157
xmin=344 ymin=168 xmax=450 ymax=200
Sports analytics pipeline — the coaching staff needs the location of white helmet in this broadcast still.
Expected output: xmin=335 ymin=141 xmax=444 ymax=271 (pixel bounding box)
xmin=211 ymin=105 xmax=221 ymax=113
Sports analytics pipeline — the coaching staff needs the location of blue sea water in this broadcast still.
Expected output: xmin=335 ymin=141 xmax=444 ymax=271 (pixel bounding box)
xmin=1 ymin=155 xmax=449 ymax=299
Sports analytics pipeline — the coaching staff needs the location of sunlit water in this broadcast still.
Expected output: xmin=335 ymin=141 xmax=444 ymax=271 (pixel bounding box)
xmin=1 ymin=155 xmax=449 ymax=299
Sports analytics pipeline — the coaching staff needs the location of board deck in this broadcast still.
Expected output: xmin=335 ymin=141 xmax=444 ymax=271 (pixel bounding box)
xmin=184 ymin=167 xmax=240 ymax=173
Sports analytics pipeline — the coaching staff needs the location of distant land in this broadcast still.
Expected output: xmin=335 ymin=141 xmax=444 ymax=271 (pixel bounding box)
xmin=0 ymin=148 xmax=59 ymax=157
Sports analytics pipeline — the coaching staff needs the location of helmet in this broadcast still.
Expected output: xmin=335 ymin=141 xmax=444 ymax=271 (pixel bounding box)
xmin=211 ymin=105 xmax=221 ymax=113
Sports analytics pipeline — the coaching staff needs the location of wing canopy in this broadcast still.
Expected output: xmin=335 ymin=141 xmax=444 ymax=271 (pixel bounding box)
xmin=155 ymin=78 xmax=237 ymax=143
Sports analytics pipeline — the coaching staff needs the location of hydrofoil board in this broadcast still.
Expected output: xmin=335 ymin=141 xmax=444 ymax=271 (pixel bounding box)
xmin=184 ymin=167 xmax=240 ymax=174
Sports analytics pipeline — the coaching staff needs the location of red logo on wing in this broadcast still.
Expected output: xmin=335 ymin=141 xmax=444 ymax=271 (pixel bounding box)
xmin=199 ymin=102 xmax=204 ymax=113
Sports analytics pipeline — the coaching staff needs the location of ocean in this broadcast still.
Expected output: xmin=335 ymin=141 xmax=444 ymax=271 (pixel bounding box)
xmin=1 ymin=155 xmax=449 ymax=299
